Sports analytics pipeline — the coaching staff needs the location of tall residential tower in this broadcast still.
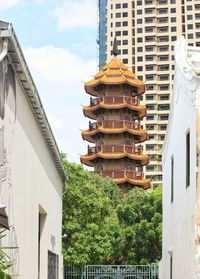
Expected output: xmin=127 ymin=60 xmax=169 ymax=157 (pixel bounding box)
xmin=98 ymin=0 xmax=200 ymax=186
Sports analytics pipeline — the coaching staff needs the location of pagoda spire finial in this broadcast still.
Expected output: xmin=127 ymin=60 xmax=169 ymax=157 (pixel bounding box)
xmin=111 ymin=37 xmax=120 ymax=57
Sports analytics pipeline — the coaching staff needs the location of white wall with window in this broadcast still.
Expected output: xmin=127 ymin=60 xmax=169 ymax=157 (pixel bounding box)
xmin=161 ymin=37 xmax=200 ymax=279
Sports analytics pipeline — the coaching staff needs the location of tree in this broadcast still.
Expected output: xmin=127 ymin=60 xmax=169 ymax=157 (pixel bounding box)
xmin=62 ymin=156 xmax=162 ymax=265
xmin=62 ymin=158 xmax=121 ymax=264
xmin=116 ymin=186 xmax=162 ymax=264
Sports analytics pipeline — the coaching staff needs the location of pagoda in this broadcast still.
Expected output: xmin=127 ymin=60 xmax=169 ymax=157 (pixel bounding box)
xmin=80 ymin=43 xmax=150 ymax=191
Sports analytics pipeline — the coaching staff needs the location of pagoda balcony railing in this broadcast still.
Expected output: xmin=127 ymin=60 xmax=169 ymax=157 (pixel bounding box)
xmin=89 ymin=120 xmax=141 ymax=131
xmin=88 ymin=144 xmax=143 ymax=155
xmin=90 ymin=96 xmax=139 ymax=107
xmin=100 ymin=170 xmax=144 ymax=180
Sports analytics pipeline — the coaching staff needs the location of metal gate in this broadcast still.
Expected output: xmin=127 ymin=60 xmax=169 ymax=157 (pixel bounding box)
xmin=64 ymin=264 xmax=158 ymax=279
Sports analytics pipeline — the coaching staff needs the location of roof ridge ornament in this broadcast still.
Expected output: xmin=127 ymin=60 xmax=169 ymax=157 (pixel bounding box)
xmin=111 ymin=37 xmax=120 ymax=57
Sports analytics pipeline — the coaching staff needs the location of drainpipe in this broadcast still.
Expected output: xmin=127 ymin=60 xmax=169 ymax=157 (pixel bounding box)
xmin=0 ymin=39 xmax=8 ymax=62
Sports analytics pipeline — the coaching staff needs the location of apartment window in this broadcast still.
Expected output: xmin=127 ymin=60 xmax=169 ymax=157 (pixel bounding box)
xmin=146 ymin=75 xmax=154 ymax=81
xmin=160 ymin=114 xmax=168 ymax=120
xmin=146 ymin=95 xmax=154 ymax=100
xmin=123 ymin=40 xmax=128 ymax=45
xmin=188 ymin=33 xmax=193 ymax=39
xmin=187 ymin=5 xmax=192 ymax=10
xmin=138 ymin=76 xmax=143 ymax=81
xmin=123 ymin=3 xmax=128 ymax=8
xmin=159 ymin=75 xmax=169 ymax=81
xmin=123 ymin=59 xmax=128 ymax=64
xmin=160 ymin=95 xmax=169 ymax=100
xmin=145 ymin=18 xmax=154 ymax=23
xmin=137 ymin=66 xmax=143 ymax=71
xmin=171 ymin=36 xmax=177 ymax=41
xmin=171 ymin=156 xmax=174 ymax=203
xmin=188 ymin=24 xmax=193 ymax=29
xmin=159 ymin=55 xmax=169 ymax=61
xmin=186 ymin=130 xmax=190 ymax=188
xmin=171 ymin=8 xmax=176 ymax=13
xmin=146 ymin=105 xmax=155 ymax=111
xmin=171 ymin=27 xmax=176 ymax=32
xmin=137 ymin=18 xmax=143 ymax=24
xmin=159 ymin=46 xmax=169 ymax=52
xmin=158 ymin=8 xmax=168 ymax=14
xmin=137 ymin=10 xmax=142 ymax=15
xmin=137 ymin=56 xmax=143 ymax=62
xmin=170 ymin=0 xmax=176 ymax=3
xmin=116 ymin=22 xmax=121 ymax=27
xmin=116 ymin=3 xmax=121 ymax=9
xmin=137 ymin=28 xmax=143 ymax=33
xmin=160 ymin=125 xmax=167 ymax=130
xmin=116 ymin=13 xmax=121 ymax=18
xmin=123 ymin=12 xmax=128 ymax=17
xmin=146 ymin=145 xmax=155 ymax=151
xmin=123 ymin=21 xmax=128 ymax=26
xmin=137 ymin=47 xmax=143 ymax=52
xmin=171 ymin=17 xmax=176 ymax=22
xmin=115 ymin=31 xmax=121 ymax=36
xmin=137 ymin=37 xmax=143 ymax=43
xmin=147 ymin=85 xmax=154 ymax=91
xmin=187 ymin=14 xmax=193 ymax=20
xmin=146 ymin=46 xmax=154 ymax=52
xmin=111 ymin=4 xmax=113 ymax=9
xmin=137 ymin=0 xmax=142 ymax=5
xmin=146 ymin=27 xmax=154 ymax=33
xmin=145 ymin=0 xmax=153 ymax=3
xmin=146 ymin=165 xmax=155 ymax=171
xmin=146 ymin=65 xmax=154 ymax=71
xmin=123 ymin=30 xmax=128 ymax=35
xmin=123 ymin=49 xmax=128 ymax=54
xmin=146 ymin=115 xmax=154 ymax=120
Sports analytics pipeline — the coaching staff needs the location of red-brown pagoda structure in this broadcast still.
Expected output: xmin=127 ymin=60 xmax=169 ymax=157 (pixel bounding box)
xmin=80 ymin=52 xmax=150 ymax=191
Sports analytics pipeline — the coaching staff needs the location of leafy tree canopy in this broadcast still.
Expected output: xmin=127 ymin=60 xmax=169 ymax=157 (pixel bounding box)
xmin=62 ymin=156 xmax=162 ymax=265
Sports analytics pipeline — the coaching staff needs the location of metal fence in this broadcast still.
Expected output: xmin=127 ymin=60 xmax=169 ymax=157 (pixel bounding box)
xmin=64 ymin=264 xmax=159 ymax=279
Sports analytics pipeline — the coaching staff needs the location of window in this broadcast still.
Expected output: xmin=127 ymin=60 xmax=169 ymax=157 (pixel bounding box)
xmin=171 ymin=36 xmax=177 ymax=41
xmin=123 ymin=12 xmax=128 ymax=17
xmin=137 ymin=18 xmax=143 ymax=24
xmin=137 ymin=28 xmax=143 ymax=33
xmin=187 ymin=5 xmax=192 ymax=10
xmin=137 ymin=47 xmax=143 ymax=52
xmin=116 ymin=13 xmax=121 ymax=18
xmin=137 ymin=10 xmax=142 ymax=15
xmin=137 ymin=56 xmax=143 ymax=62
xmin=123 ymin=58 xmax=128 ymax=64
xmin=171 ymin=27 xmax=176 ymax=32
xmin=115 ymin=31 xmax=121 ymax=36
xmin=137 ymin=66 xmax=143 ymax=71
xmin=137 ymin=37 xmax=143 ymax=43
xmin=171 ymin=8 xmax=176 ymax=13
xmin=146 ymin=115 xmax=154 ymax=120
xmin=187 ymin=14 xmax=193 ymax=20
xmin=116 ymin=22 xmax=121 ymax=27
xmin=186 ymin=130 xmax=190 ymax=188
xmin=123 ymin=49 xmax=128 ymax=54
xmin=188 ymin=33 xmax=193 ymax=39
xmin=146 ymin=95 xmax=154 ymax=100
xmin=188 ymin=24 xmax=193 ymax=29
xmin=171 ymin=156 xmax=174 ymax=203
xmin=137 ymin=1 xmax=142 ymax=5
xmin=123 ymin=21 xmax=128 ymax=26
xmin=116 ymin=3 xmax=121 ymax=8
xmin=171 ymin=0 xmax=176 ymax=3
xmin=123 ymin=30 xmax=128 ymax=35
xmin=123 ymin=3 xmax=128 ymax=8
xmin=123 ymin=40 xmax=128 ymax=45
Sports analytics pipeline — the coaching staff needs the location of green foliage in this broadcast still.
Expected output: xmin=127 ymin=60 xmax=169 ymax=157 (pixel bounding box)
xmin=0 ymin=230 xmax=12 ymax=279
xmin=62 ymin=156 xmax=162 ymax=265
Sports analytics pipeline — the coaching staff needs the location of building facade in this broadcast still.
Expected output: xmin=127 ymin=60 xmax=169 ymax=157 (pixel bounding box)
xmin=161 ymin=37 xmax=200 ymax=279
xmin=80 ymin=52 xmax=150 ymax=191
xmin=99 ymin=0 xmax=200 ymax=186
xmin=0 ymin=21 xmax=66 ymax=278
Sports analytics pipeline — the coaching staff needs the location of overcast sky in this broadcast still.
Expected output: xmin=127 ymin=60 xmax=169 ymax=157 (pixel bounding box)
xmin=0 ymin=0 xmax=98 ymax=164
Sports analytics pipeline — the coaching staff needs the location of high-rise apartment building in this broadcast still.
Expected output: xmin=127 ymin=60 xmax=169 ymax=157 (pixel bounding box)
xmin=98 ymin=0 xmax=200 ymax=186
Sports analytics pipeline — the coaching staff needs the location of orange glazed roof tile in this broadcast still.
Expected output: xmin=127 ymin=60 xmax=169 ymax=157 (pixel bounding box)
xmin=80 ymin=152 xmax=149 ymax=167
xmin=85 ymin=58 xmax=145 ymax=96
xmin=114 ymin=177 xmax=150 ymax=189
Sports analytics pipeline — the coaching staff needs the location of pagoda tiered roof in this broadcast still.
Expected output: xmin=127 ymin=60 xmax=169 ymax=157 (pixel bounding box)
xmin=85 ymin=58 xmax=145 ymax=96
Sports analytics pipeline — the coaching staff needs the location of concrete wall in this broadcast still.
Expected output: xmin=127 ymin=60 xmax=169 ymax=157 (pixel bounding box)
xmin=0 ymin=58 xmax=63 ymax=277
xmin=161 ymin=38 xmax=200 ymax=279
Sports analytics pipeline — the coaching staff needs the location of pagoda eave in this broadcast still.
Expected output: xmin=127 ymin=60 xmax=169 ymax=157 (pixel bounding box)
xmin=80 ymin=153 xmax=149 ymax=167
xmin=116 ymin=179 xmax=151 ymax=190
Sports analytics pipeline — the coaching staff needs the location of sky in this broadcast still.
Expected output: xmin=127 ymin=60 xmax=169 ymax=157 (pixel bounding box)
xmin=0 ymin=0 xmax=98 ymax=164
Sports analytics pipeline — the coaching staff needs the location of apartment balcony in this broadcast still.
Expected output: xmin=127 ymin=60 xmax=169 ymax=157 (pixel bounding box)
xmin=100 ymin=170 xmax=150 ymax=189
